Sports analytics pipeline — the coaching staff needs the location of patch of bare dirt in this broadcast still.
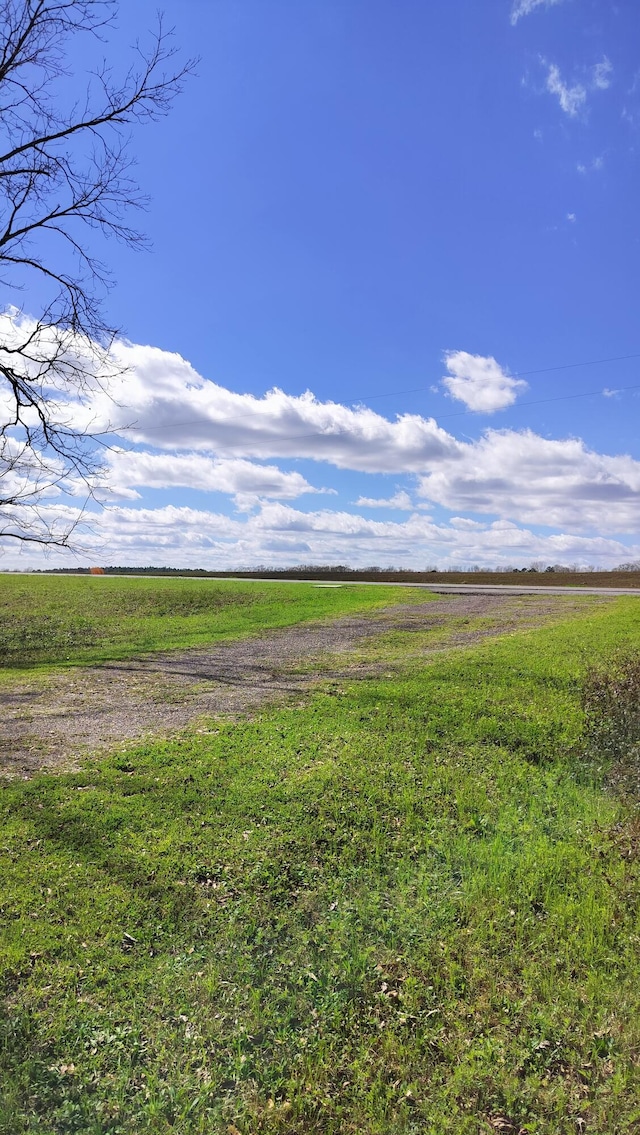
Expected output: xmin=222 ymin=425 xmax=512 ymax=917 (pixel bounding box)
xmin=0 ymin=593 xmax=608 ymax=777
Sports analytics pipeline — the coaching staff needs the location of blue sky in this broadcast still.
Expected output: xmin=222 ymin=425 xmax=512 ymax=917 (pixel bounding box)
xmin=5 ymin=0 xmax=640 ymax=568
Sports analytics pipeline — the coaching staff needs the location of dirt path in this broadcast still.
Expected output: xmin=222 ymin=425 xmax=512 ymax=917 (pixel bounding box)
xmin=0 ymin=592 xmax=608 ymax=777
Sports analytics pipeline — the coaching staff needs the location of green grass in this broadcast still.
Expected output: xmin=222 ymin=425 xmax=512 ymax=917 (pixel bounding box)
xmin=2 ymin=597 xmax=640 ymax=1132
xmin=0 ymin=575 xmax=427 ymax=677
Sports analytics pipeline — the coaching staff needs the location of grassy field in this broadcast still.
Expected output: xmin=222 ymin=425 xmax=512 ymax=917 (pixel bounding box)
xmin=1 ymin=590 xmax=640 ymax=1132
xmin=0 ymin=575 xmax=422 ymax=676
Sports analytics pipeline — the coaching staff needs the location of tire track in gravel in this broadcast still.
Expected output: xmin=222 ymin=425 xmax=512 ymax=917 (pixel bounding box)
xmin=0 ymin=592 xmax=609 ymax=777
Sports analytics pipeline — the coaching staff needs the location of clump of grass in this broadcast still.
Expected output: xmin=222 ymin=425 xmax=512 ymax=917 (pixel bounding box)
xmin=0 ymin=616 xmax=98 ymax=664
xmin=581 ymin=650 xmax=640 ymax=763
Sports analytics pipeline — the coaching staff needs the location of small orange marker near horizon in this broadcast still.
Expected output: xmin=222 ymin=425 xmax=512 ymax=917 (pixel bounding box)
xmin=89 ymin=567 xmax=105 ymax=575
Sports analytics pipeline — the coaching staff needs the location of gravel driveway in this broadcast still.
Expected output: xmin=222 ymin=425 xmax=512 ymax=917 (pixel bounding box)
xmin=0 ymin=592 xmax=607 ymax=777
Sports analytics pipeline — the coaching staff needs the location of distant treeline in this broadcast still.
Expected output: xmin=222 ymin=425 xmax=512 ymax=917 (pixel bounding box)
xmin=27 ymin=564 xmax=640 ymax=588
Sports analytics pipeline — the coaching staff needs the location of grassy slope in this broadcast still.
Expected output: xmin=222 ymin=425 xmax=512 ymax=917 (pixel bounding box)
xmin=0 ymin=576 xmax=424 ymax=678
xmin=1 ymin=598 xmax=640 ymax=1133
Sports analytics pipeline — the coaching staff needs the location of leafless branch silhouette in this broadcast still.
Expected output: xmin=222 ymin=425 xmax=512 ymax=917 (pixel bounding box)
xmin=0 ymin=0 xmax=195 ymax=546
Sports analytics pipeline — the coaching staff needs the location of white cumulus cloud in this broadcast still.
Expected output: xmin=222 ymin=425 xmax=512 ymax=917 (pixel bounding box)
xmin=103 ymin=450 xmax=328 ymax=507
xmin=77 ymin=337 xmax=460 ymax=475
xmin=3 ymin=499 xmax=639 ymax=572
xmin=355 ymin=491 xmax=414 ymax=510
xmin=417 ymin=429 xmax=640 ymax=533
xmin=45 ymin=331 xmax=640 ymax=533
xmin=441 ymin=352 xmax=527 ymax=413
xmin=2 ymin=311 xmax=640 ymax=562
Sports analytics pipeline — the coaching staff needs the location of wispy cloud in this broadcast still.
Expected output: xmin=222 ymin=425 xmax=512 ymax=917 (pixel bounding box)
xmin=577 ymin=155 xmax=604 ymax=174
xmin=543 ymin=57 xmax=612 ymax=118
xmin=441 ymin=352 xmax=527 ymax=413
xmin=592 ymin=56 xmax=613 ymax=90
xmin=545 ymin=63 xmax=587 ymax=117
xmin=510 ymin=0 xmax=566 ymax=27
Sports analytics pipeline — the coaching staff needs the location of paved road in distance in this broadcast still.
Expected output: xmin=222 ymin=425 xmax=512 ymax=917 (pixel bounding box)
xmin=282 ymin=580 xmax=640 ymax=597
xmin=357 ymin=582 xmax=640 ymax=597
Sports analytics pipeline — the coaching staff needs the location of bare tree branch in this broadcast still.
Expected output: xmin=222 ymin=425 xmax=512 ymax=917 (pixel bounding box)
xmin=0 ymin=0 xmax=196 ymax=548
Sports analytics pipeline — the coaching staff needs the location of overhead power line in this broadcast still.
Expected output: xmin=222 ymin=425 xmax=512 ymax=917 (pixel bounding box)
xmin=105 ymin=351 xmax=640 ymax=442
xmin=438 ymin=381 xmax=640 ymax=421
xmin=360 ymin=351 xmax=640 ymax=404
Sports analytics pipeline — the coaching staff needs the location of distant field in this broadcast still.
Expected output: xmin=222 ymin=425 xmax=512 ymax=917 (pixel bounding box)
xmin=2 ymin=597 xmax=640 ymax=1132
xmin=0 ymin=575 xmax=427 ymax=674
xmin=38 ymin=567 xmax=640 ymax=588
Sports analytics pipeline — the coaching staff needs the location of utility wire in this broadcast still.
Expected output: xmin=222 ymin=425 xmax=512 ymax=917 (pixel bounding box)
xmin=103 ymin=364 xmax=640 ymax=444
xmin=437 ymin=381 xmax=640 ymax=421
xmin=357 ymin=351 xmax=640 ymax=404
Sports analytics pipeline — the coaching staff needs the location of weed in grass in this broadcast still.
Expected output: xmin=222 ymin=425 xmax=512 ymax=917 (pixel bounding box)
xmin=581 ymin=650 xmax=640 ymax=764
